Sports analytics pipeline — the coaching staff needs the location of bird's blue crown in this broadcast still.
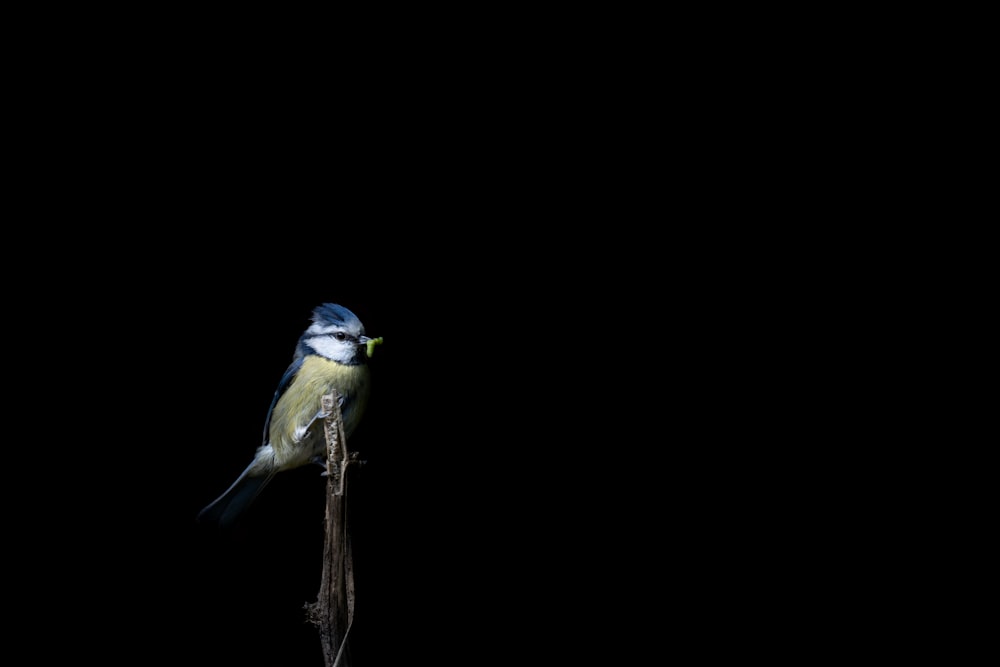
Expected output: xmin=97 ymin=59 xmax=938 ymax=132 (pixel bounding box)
xmin=313 ymin=303 xmax=362 ymax=328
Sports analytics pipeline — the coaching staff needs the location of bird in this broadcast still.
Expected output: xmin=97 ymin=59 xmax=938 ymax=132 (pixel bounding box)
xmin=198 ymin=303 xmax=378 ymax=528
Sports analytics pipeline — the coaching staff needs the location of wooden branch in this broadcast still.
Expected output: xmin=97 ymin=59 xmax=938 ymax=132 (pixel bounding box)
xmin=305 ymin=392 xmax=356 ymax=667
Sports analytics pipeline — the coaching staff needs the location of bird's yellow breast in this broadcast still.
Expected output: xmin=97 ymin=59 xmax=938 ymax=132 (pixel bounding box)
xmin=268 ymin=355 xmax=370 ymax=467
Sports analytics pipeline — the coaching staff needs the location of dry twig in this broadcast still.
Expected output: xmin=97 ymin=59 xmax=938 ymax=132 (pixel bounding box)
xmin=305 ymin=392 xmax=356 ymax=667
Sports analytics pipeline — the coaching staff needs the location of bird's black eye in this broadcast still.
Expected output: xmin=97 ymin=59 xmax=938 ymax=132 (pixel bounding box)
xmin=332 ymin=332 xmax=347 ymax=341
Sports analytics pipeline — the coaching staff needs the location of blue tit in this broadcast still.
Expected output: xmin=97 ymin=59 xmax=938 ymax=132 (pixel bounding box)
xmin=198 ymin=303 xmax=377 ymax=528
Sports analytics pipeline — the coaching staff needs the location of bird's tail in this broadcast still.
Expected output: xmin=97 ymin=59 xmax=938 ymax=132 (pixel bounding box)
xmin=197 ymin=465 xmax=274 ymax=528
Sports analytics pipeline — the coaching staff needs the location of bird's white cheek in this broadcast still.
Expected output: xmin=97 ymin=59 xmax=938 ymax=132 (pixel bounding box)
xmin=309 ymin=336 xmax=352 ymax=362
xmin=292 ymin=424 xmax=310 ymax=444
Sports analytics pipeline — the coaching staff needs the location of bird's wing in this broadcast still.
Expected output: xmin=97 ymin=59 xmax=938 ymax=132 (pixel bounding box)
xmin=261 ymin=357 xmax=304 ymax=445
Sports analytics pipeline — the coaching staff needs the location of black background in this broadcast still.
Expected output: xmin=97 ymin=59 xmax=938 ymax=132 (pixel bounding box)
xmin=6 ymin=10 xmax=910 ymax=662
xmin=15 ymin=134 xmax=770 ymax=663
xmin=31 ymin=205 xmax=673 ymax=665
xmin=9 ymin=34 xmax=791 ymax=664
xmin=32 ymin=234 xmax=752 ymax=666
xmin=12 ymin=139 xmax=812 ymax=663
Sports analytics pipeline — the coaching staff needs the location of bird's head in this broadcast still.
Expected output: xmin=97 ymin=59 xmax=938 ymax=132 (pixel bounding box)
xmin=295 ymin=303 xmax=374 ymax=365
